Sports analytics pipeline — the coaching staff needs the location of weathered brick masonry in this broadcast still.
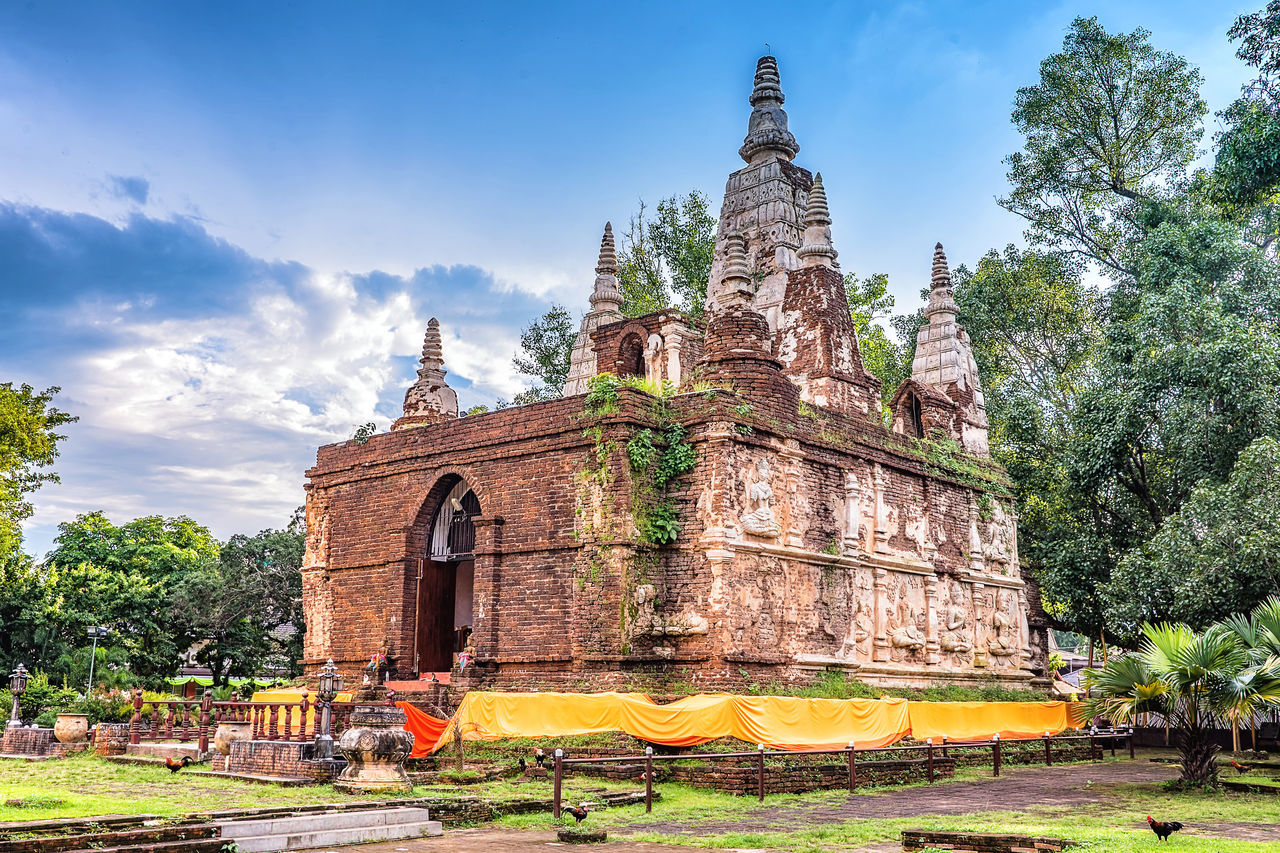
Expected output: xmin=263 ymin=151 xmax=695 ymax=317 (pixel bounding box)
xmin=301 ymin=55 xmax=1050 ymax=695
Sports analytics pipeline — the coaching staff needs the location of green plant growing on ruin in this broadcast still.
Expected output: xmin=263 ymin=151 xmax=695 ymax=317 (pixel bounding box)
xmin=798 ymin=401 xmax=823 ymax=420
xmin=822 ymin=538 xmax=841 ymax=557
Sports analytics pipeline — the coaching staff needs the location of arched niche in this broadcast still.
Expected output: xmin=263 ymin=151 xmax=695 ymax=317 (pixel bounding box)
xmin=413 ymin=475 xmax=480 ymax=675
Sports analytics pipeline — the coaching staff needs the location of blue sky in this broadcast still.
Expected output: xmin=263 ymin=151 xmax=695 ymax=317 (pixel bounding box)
xmin=0 ymin=0 xmax=1256 ymax=555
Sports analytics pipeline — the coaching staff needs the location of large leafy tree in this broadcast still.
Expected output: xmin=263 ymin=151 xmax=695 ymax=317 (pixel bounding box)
xmin=0 ymin=383 xmax=75 ymax=560
xmin=1000 ymin=17 xmax=1206 ymax=275
xmin=844 ymin=272 xmax=907 ymax=395
xmin=43 ymin=512 xmax=221 ymax=685
xmin=174 ymin=515 xmax=305 ymax=685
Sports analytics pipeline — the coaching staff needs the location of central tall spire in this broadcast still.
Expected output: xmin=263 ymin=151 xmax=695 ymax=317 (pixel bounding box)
xmin=739 ymin=55 xmax=799 ymax=164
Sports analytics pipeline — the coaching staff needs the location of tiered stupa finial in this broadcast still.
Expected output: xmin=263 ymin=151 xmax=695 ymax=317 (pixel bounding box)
xmin=588 ymin=221 xmax=623 ymax=313
xmin=397 ymin=317 xmax=459 ymax=426
xmin=924 ymin=242 xmax=959 ymax=321
xmin=739 ymin=55 xmax=799 ymax=164
xmin=796 ymin=172 xmax=837 ymax=268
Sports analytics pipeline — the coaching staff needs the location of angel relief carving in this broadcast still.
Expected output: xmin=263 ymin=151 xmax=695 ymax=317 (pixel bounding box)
xmin=888 ymin=581 xmax=925 ymax=658
xmin=939 ymin=579 xmax=973 ymax=663
xmin=987 ymin=589 xmax=1020 ymax=660
xmin=740 ymin=457 xmax=781 ymax=538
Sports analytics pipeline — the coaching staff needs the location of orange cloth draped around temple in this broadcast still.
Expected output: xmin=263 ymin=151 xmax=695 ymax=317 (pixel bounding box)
xmin=361 ymin=692 xmax=1086 ymax=757
xmin=904 ymin=701 xmax=1078 ymax=742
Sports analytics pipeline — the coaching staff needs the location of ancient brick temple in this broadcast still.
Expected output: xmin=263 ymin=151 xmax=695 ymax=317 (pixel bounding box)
xmin=301 ymin=56 xmax=1050 ymax=694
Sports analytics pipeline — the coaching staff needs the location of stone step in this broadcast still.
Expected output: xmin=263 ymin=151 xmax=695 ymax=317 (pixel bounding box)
xmin=225 ymin=820 xmax=442 ymax=853
xmin=219 ymin=807 xmax=433 ymax=840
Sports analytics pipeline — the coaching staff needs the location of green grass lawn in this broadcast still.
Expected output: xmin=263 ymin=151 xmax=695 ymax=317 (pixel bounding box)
xmin=0 ymin=753 xmax=628 ymax=824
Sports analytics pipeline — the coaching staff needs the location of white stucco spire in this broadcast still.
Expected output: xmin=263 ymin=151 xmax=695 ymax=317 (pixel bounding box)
xmin=712 ymin=231 xmax=755 ymax=310
xmin=796 ymin=172 xmax=837 ymax=268
xmin=739 ymin=55 xmax=799 ymax=164
xmin=924 ymin=242 xmax=960 ymax=321
xmin=564 ymin=222 xmax=627 ymax=396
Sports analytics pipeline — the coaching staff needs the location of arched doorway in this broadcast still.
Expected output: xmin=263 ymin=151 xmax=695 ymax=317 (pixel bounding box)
xmin=414 ymin=477 xmax=480 ymax=675
xmin=618 ymin=334 xmax=645 ymax=378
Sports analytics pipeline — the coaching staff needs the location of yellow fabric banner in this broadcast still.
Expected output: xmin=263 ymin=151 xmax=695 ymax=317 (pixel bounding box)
xmin=905 ymin=700 xmax=1076 ymax=741
xmin=249 ymin=688 xmax=355 ymax=734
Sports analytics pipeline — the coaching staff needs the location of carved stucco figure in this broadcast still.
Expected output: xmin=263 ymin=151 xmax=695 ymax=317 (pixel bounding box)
xmin=889 ymin=582 xmax=925 ymax=654
xmin=988 ymin=589 xmax=1019 ymax=658
xmin=741 ymin=457 xmax=782 ymax=538
xmin=939 ymin=579 xmax=973 ymax=659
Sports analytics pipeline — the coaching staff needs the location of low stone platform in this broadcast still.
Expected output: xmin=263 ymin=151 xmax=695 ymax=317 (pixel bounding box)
xmin=125 ymin=742 xmax=209 ymax=761
xmin=902 ymin=830 xmax=1075 ymax=851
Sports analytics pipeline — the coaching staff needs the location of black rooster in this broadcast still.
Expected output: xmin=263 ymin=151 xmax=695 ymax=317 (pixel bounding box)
xmin=1147 ymin=815 xmax=1184 ymax=842
xmin=566 ymin=805 xmax=589 ymax=824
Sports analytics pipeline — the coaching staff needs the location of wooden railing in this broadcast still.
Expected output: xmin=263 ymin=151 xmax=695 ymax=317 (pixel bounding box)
xmin=126 ymin=689 xmax=361 ymax=753
xmin=551 ymin=729 xmax=1135 ymax=817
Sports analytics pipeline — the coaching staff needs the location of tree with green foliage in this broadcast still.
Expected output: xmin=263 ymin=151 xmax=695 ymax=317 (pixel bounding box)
xmin=1000 ymin=17 xmax=1206 ymax=274
xmin=0 ymin=383 xmax=75 ymax=560
xmin=617 ymin=192 xmax=717 ymax=319
xmin=1086 ymin=603 xmax=1280 ymax=784
xmin=42 ymin=512 xmax=221 ymax=685
xmin=843 ymin=272 xmax=908 ymax=396
xmin=174 ymin=515 xmax=306 ymax=685
xmin=511 ymin=304 xmax=575 ymax=404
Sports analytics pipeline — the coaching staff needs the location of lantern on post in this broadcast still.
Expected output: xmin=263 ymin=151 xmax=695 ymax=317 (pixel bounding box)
xmin=7 ymin=664 xmax=30 ymax=728
xmin=314 ymin=659 xmax=344 ymax=760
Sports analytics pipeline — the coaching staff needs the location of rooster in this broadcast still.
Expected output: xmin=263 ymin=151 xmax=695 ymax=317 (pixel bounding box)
xmin=566 ymin=804 xmax=589 ymax=824
xmin=534 ymin=747 xmax=546 ymax=768
xmin=164 ymin=756 xmax=192 ymax=774
xmin=518 ymin=757 xmax=527 ymax=773
xmin=1230 ymin=759 xmax=1253 ymax=775
xmin=1147 ymin=815 xmax=1184 ymax=842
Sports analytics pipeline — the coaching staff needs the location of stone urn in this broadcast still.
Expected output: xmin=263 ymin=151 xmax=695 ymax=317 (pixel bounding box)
xmin=333 ymin=705 xmax=414 ymax=793
xmin=214 ymin=720 xmax=254 ymax=756
xmin=53 ymin=713 xmax=89 ymax=744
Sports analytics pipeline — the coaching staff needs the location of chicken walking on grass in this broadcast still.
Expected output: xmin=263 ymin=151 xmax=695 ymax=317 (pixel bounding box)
xmin=1230 ymin=759 xmax=1253 ymax=774
xmin=566 ymin=805 xmax=589 ymax=824
xmin=164 ymin=756 xmax=192 ymax=774
xmin=1147 ymin=815 xmax=1184 ymax=842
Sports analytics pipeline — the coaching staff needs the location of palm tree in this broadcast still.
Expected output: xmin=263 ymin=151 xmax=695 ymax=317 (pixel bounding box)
xmin=1216 ymin=596 xmax=1280 ymax=752
xmin=1085 ymin=623 xmax=1249 ymax=785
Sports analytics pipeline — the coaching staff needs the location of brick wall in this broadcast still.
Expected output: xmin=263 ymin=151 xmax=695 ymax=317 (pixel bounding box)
xmin=0 ymin=727 xmax=53 ymax=756
xmin=220 ymin=740 xmax=339 ymax=782
xmin=93 ymin=723 xmax=130 ymax=756
xmin=902 ymin=831 xmax=1075 ymax=852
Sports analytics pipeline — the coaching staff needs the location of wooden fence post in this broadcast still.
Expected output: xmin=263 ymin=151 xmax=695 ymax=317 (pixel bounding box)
xmin=553 ymin=748 xmax=563 ymax=820
xmin=756 ymin=743 xmax=765 ymax=802
xmin=847 ymin=742 xmax=856 ymax=793
xmin=1128 ymin=727 xmax=1135 ymax=760
xmin=992 ymin=734 xmax=1001 ymax=777
xmin=926 ymin=739 xmax=935 ymax=784
xmin=644 ymin=746 xmax=653 ymax=813
xmin=1043 ymin=732 xmax=1052 ymax=766
xmin=941 ymin=735 xmax=948 ymax=758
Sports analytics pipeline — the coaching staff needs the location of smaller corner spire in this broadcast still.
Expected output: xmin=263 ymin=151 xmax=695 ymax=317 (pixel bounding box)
xmin=589 ymin=222 xmax=623 ymax=314
xmin=796 ymin=172 xmax=837 ymax=268
xmin=739 ymin=54 xmax=799 ymax=164
xmin=399 ymin=316 xmax=458 ymax=425
xmin=925 ymin=242 xmax=959 ymax=320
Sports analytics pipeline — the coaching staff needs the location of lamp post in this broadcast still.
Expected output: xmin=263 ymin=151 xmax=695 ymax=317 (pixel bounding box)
xmin=8 ymin=664 xmax=30 ymax=728
xmin=85 ymin=626 xmax=110 ymax=695
xmin=314 ymin=659 xmax=343 ymax=761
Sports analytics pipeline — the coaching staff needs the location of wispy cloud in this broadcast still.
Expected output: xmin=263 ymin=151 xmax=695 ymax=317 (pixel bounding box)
xmin=107 ymin=175 xmax=149 ymax=205
xmin=1 ymin=200 xmax=556 ymax=555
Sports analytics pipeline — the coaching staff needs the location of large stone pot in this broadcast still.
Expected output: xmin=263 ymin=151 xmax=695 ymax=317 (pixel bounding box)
xmin=214 ymin=720 xmax=254 ymax=756
xmin=53 ymin=713 xmax=89 ymax=744
xmin=333 ymin=705 xmax=414 ymax=793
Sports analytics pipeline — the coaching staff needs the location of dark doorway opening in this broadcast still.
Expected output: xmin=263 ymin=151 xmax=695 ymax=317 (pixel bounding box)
xmin=414 ymin=479 xmax=479 ymax=675
xmin=907 ymin=393 xmax=924 ymax=438
xmin=619 ymin=334 xmax=645 ymax=378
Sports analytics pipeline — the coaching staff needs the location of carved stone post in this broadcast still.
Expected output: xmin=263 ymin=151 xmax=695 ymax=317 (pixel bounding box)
xmin=971 ymin=582 xmax=988 ymax=669
xmin=666 ymin=336 xmax=683 ymax=384
xmin=872 ymin=568 xmax=890 ymax=662
xmin=872 ymin=464 xmax=890 ymax=554
xmin=781 ymin=441 xmax=804 ymax=549
xmin=1017 ymin=586 xmax=1034 ymax=673
xmin=924 ymin=575 xmax=940 ymax=665
xmin=968 ymin=493 xmax=986 ymax=574
xmin=842 ymin=471 xmax=861 ymax=556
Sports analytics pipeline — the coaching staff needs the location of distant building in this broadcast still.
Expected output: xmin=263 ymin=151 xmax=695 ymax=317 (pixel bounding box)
xmin=300 ymin=56 xmax=1049 ymax=694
